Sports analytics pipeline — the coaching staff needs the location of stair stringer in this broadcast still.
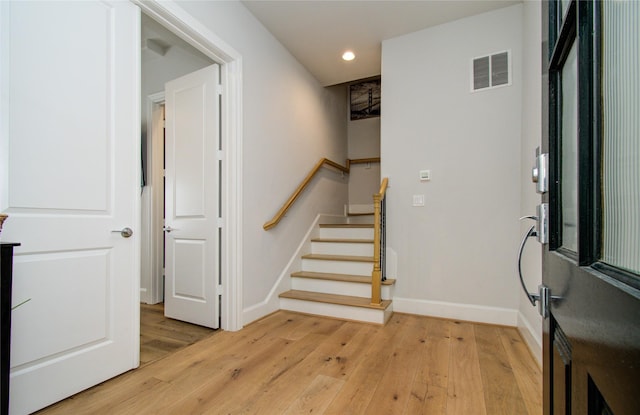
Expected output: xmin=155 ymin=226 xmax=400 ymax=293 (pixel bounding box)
xmin=242 ymin=214 xmax=348 ymax=326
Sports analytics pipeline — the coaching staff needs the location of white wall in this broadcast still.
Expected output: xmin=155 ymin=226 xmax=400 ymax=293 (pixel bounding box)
xmin=518 ymin=0 xmax=543 ymax=364
xmin=381 ymin=5 xmax=524 ymax=325
xmin=348 ymin=116 xmax=380 ymax=210
xmin=176 ymin=1 xmax=348 ymax=322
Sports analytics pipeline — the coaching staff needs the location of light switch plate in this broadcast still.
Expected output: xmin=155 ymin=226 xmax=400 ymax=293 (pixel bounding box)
xmin=413 ymin=194 xmax=425 ymax=206
xmin=420 ymin=170 xmax=431 ymax=181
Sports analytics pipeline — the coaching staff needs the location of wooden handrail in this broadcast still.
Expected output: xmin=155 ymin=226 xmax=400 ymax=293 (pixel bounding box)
xmin=263 ymin=157 xmax=382 ymax=230
xmin=263 ymin=158 xmax=349 ymax=230
xmin=371 ymin=177 xmax=389 ymax=305
xmin=348 ymin=157 xmax=380 ymax=166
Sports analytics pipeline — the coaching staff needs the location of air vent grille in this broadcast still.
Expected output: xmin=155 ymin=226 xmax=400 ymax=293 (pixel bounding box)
xmin=472 ymin=51 xmax=510 ymax=91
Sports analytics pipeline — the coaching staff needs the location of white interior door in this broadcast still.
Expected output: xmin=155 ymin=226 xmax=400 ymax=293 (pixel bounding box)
xmin=0 ymin=2 xmax=140 ymax=414
xmin=164 ymin=65 xmax=220 ymax=329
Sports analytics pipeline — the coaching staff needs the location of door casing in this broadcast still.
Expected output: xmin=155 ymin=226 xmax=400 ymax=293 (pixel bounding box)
xmin=135 ymin=0 xmax=243 ymax=331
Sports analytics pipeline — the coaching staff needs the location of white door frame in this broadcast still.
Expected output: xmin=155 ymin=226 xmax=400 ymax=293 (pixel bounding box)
xmin=135 ymin=0 xmax=243 ymax=331
xmin=143 ymin=92 xmax=165 ymax=305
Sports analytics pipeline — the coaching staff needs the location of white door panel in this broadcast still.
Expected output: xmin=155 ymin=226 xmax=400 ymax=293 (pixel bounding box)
xmin=0 ymin=2 xmax=140 ymax=414
xmin=164 ymin=65 xmax=220 ymax=329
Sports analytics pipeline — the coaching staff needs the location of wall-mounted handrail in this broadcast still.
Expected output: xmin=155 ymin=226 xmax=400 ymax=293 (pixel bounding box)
xmin=263 ymin=157 xmax=380 ymax=230
xmin=264 ymin=158 xmax=347 ymax=230
xmin=371 ymin=177 xmax=388 ymax=305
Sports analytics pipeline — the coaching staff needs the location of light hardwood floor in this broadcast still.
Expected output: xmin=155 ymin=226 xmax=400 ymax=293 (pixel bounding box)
xmin=37 ymin=311 xmax=542 ymax=415
xmin=139 ymin=303 xmax=215 ymax=367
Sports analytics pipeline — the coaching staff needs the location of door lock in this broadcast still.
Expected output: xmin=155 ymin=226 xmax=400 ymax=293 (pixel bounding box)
xmin=532 ymin=147 xmax=549 ymax=194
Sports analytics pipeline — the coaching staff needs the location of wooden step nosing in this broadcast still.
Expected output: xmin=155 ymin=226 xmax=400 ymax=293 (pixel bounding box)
xmin=291 ymin=271 xmax=371 ymax=284
xmin=279 ymin=290 xmax=391 ymax=310
xmin=311 ymin=238 xmax=374 ymax=244
xmin=301 ymin=254 xmax=374 ymax=263
xmin=291 ymin=272 xmax=396 ymax=287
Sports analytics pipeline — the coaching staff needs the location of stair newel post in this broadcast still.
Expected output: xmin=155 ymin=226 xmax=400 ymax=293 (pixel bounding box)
xmin=371 ymin=192 xmax=382 ymax=306
xmin=371 ymin=177 xmax=388 ymax=306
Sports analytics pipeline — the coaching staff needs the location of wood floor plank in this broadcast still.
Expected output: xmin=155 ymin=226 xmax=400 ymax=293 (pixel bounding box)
xmin=364 ymin=347 xmax=421 ymax=414
xmin=499 ymin=327 xmax=543 ymax=415
xmin=316 ymin=322 xmax=378 ymax=380
xmin=446 ymin=321 xmax=487 ymax=415
xmin=139 ymin=303 xmax=215 ymax=367
xmin=37 ymin=312 xmax=542 ymax=415
xmin=160 ymin=325 xmax=325 ymax=413
xmin=235 ymin=322 xmax=371 ymax=414
xmin=475 ymin=324 xmax=529 ymax=415
xmin=323 ymin=315 xmax=405 ymax=415
xmin=403 ymin=318 xmax=452 ymax=415
xmin=282 ymin=374 xmax=344 ymax=415
xmin=363 ymin=315 xmax=430 ymax=414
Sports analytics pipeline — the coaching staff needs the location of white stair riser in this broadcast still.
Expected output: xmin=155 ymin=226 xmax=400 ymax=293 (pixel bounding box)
xmin=319 ymin=227 xmax=374 ymax=239
xmin=291 ymin=277 xmax=394 ymax=299
xmin=311 ymin=241 xmax=373 ymax=256
xmin=302 ymin=258 xmax=372 ymax=276
xmin=346 ymin=216 xmax=374 ymax=225
xmin=280 ymin=298 xmax=393 ymax=325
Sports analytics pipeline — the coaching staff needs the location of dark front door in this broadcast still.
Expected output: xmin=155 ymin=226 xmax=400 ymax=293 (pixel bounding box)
xmin=542 ymin=1 xmax=640 ymax=414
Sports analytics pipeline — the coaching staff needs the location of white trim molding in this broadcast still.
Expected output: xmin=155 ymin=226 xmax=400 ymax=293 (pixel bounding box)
xmin=393 ymin=297 xmax=519 ymax=327
xmin=134 ymin=0 xmax=244 ymax=331
xmin=517 ymin=311 xmax=542 ymax=365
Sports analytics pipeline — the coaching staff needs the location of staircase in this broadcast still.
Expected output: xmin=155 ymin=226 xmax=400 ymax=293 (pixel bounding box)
xmin=279 ymin=217 xmax=395 ymax=324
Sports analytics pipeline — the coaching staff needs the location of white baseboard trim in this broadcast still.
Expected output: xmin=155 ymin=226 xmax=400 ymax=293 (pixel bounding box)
xmin=242 ymin=214 xmax=332 ymax=325
xmin=517 ymin=311 xmax=542 ymax=365
xmin=392 ymin=297 xmax=519 ymax=327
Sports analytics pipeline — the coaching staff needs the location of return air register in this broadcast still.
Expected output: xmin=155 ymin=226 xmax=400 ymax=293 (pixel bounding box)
xmin=471 ymin=51 xmax=510 ymax=91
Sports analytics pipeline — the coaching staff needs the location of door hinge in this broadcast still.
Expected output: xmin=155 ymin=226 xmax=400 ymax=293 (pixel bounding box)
xmin=216 ymin=150 xmax=224 ymax=161
xmin=217 ymin=218 xmax=224 ymax=228
xmin=216 ymin=84 xmax=223 ymax=95
xmin=216 ymin=284 xmax=223 ymax=296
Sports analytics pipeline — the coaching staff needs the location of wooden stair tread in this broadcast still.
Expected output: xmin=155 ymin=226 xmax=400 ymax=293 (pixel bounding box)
xmin=347 ymin=212 xmax=374 ymax=216
xmin=292 ymin=271 xmax=395 ymax=285
xmin=301 ymin=253 xmax=373 ymax=262
xmin=319 ymin=223 xmax=374 ymax=228
xmin=279 ymin=290 xmax=391 ymax=310
xmin=311 ymin=238 xmax=374 ymax=244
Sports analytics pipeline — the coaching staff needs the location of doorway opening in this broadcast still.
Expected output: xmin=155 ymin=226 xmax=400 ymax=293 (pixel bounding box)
xmin=137 ymin=0 xmax=244 ymax=350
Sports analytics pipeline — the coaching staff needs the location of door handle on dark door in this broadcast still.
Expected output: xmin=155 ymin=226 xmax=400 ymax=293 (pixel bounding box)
xmin=517 ymin=222 xmax=561 ymax=317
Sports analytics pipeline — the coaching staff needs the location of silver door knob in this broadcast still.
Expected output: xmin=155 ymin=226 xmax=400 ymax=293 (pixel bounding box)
xmin=163 ymin=226 xmax=178 ymax=233
xmin=111 ymin=227 xmax=133 ymax=238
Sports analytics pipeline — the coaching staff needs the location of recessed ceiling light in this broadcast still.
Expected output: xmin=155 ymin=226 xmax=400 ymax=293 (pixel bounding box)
xmin=342 ymin=51 xmax=355 ymax=61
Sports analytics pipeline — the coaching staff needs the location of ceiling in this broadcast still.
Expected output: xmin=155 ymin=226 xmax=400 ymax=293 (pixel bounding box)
xmin=242 ymin=0 xmax=520 ymax=86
